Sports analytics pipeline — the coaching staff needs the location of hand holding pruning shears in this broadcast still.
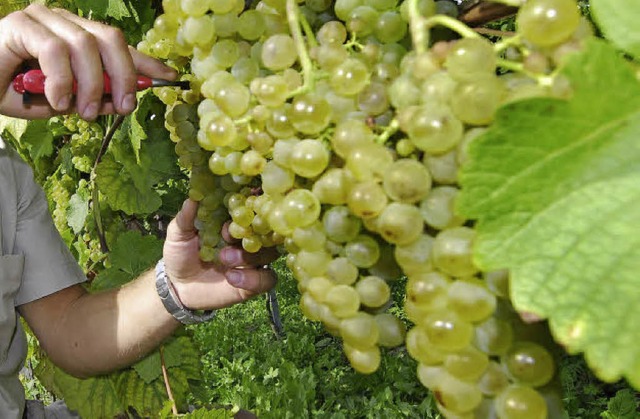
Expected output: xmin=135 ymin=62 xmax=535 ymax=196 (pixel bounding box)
xmin=0 ymin=4 xmax=178 ymax=120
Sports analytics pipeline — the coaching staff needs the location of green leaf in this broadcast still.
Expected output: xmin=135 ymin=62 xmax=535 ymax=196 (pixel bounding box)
xmin=602 ymin=389 xmax=639 ymax=419
xmin=66 ymin=192 xmax=89 ymax=234
xmin=133 ymin=336 xmax=201 ymax=384
xmin=19 ymin=119 xmax=54 ymax=162
xmin=91 ymin=230 xmax=162 ymax=291
xmin=53 ymin=368 xmax=125 ymax=419
xmin=591 ymin=0 xmax=640 ymax=60
xmin=0 ymin=115 xmax=28 ymax=139
xmin=458 ymin=40 xmax=640 ymax=388
xmin=95 ymin=152 xmax=162 ymax=215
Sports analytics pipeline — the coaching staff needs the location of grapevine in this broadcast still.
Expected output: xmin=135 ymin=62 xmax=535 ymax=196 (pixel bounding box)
xmin=133 ymin=0 xmax=600 ymax=416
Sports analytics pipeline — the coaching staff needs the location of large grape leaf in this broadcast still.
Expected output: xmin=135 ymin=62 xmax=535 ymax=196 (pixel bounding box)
xmin=457 ymin=39 xmax=640 ymax=388
xmin=133 ymin=335 xmax=202 ymax=384
xmin=591 ymin=0 xmax=640 ymax=60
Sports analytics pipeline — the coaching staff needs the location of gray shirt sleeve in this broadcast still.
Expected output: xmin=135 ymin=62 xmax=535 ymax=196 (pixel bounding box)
xmin=12 ymin=156 xmax=86 ymax=306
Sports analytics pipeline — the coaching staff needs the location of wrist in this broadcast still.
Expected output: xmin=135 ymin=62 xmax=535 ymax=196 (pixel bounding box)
xmin=155 ymin=259 xmax=216 ymax=325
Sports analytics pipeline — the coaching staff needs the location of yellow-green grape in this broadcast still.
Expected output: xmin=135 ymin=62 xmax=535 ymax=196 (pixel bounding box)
xmin=318 ymin=303 xmax=342 ymax=332
xmin=347 ymin=180 xmax=388 ymax=219
xmin=313 ymin=168 xmax=353 ymax=206
xmin=423 ymin=310 xmax=474 ymax=351
xmin=242 ymin=235 xmax=262 ymax=253
xmin=478 ymin=361 xmax=510 ymax=396
xmin=230 ymin=206 xmax=254 ymax=227
xmin=355 ymin=275 xmax=390 ymax=308
xmin=346 ymin=143 xmax=394 ymax=182
xmin=444 ymin=345 xmax=490 ymax=381
xmin=382 ymin=159 xmax=432 ymax=203
xmin=347 ymin=5 xmax=379 ymax=37
xmin=325 ymin=284 xmax=361 ymax=318
xmin=432 ymin=226 xmax=479 ymax=277
xmin=267 ymin=105 xmax=296 ymax=138
xmin=431 ymin=371 xmax=483 ymax=414
xmin=375 ymin=313 xmax=406 ymax=347
xmin=240 ymin=150 xmax=267 ymax=176
xmin=289 ymin=94 xmax=333 ymax=135
xmin=357 ymin=82 xmax=390 ymax=116
xmin=394 ymin=234 xmax=435 ymax=275
xmin=307 ymin=276 xmax=335 ymax=303
xmin=181 ymin=16 xmax=215 ymax=46
xmin=503 ymin=341 xmax=555 ymax=387
xmin=326 ymin=257 xmax=359 ymax=285
xmin=261 ymin=34 xmax=297 ymax=71
xmin=420 ymin=71 xmax=457 ymax=105
xmin=322 ymin=206 xmax=362 ymax=243
xmin=406 ymin=105 xmax=464 ymax=154
xmin=475 ymin=317 xmax=515 ymax=356
xmin=345 ymin=235 xmax=380 ymax=268
xmin=294 ymin=249 xmax=332 ymax=277
xmin=340 ymin=312 xmax=380 ymax=348
xmin=331 ymin=119 xmax=374 ymax=158
xmin=344 ymin=343 xmax=381 ymax=374
xmin=300 ymin=292 xmax=323 ymax=321
xmin=330 ymin=58 xmax=370 ymax=96
xmin=199 ymin=245 xmax=219 ymax=262
xmin=494 ymin=385 xmax=548 ymax=419
xmin=447 ymin=278 xmax=497 ymax=323
xmin=445 ymin=37 xmax=496 ymax=82
xmin=261 ymin=161 xmax=295 ymax=195
xmin=516 ymin=0 xmax=581 ymax=47
xmin=200 ymin=114 xmax=237 ymax=149
xmin=423 ymin=149 xmax=458 ymax=185
xmin=292 ymin=222 xmax=327 ymax=251
xmin=450 ymin=75 xmax=505 ymax=125
xmin=289 ymin=139 xmax=330 ymax=178
xmin=281 ymin=189 xmax=321 ymax=228
xmin=251 ymin=75 xmax=290 ymax=107
xmin=406 ymin=271 xmax=451 ymax=312
xmin=484 ymin=270 xmax=509 ymax=298
xmin=419 ymin=186 xmax=465 ymax=230
xmin=406 ymin=326 xmax=448 ymax=365
xmin=376 ymin=202 xmax=423 ymax=245
xmin=417 ymin=363 xmax=445 ymax=389
xmin=317 ymin=20 xmax=347 ymax=45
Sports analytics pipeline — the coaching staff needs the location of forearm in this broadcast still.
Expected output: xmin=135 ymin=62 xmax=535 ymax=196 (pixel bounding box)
xmin=42 ymin=269 xmax=180 ymax=378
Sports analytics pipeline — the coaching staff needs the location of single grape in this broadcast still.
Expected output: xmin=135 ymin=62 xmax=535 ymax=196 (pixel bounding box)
xmin=494 ymin=385 xmax=548 ymax=419
xmin=517 ymin=0 xmax=581 ymax=47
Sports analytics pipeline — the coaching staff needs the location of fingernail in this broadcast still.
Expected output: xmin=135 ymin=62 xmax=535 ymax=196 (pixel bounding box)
xmin=57 ymin=94 xmax=72 ymax=110
xmin=83 ymin=101 xmax=99 ymax=121
xmin=121 ymin=93 xmax=136 ymax=114
xmin=226 ymin=270 xmax=243 ymax=287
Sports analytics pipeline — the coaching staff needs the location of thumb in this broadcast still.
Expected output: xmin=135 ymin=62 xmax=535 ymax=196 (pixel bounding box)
xmin=168 ymin=199 xmax=198 ymax=241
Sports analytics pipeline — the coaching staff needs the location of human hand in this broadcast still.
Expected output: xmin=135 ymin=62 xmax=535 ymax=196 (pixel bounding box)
xmin=0 ymin=4 xmax=176 ymax=120
xmin=162 ymin=199 xmax=278 ymax=311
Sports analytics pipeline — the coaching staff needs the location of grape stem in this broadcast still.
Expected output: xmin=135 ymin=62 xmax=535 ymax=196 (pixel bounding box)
xmin=496 ymin=58 xmax=555 ymax=86
xmin=376 ymin=119 xmax=399 ymax=145
xmin=299 ymin=10 xmax=318 ymax=49
xmin=286 ymin=0 xmax=314 ymax=97
xmin=408 ymin=1 xmax=480 ymax=54
xmin=494 ymin=33 xmax=523 ymax=53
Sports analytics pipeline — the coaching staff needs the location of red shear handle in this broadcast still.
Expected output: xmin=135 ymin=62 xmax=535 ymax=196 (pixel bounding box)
xmin=12 ymin=70 xmax=154 ymax=94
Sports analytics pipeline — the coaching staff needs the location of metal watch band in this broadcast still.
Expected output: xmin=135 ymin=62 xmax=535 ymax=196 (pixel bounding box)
xmin=155 ymin=259 xmax=216 ymax=325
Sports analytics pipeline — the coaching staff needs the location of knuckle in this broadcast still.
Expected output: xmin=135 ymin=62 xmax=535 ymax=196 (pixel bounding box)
xmin=2 ymin=10 xmax=28 ymax=27
xmin=70 ymin=30 xmax=96 ymax=51
xmin=104 ymin=26 xmax=126 ymax=45
xmin=41 ymin=37 xmax=68 ymax=57
xmin=24 ymin=3 xmax=47 ymax=14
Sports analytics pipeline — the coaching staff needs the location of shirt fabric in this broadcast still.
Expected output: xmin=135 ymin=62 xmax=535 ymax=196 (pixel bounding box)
xmin=0 ymin=138 xmax=86 ymax=419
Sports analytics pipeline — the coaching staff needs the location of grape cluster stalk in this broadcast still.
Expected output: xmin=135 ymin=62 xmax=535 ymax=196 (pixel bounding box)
xmin=139 ymin=0 xmax=592 ymax=416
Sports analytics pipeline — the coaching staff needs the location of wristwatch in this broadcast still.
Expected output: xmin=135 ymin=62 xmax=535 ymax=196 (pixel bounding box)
xmin=155 ymin=259 xmax=216 ymax=325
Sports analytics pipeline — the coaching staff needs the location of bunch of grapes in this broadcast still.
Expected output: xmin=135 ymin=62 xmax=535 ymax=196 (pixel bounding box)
xmin=139 ymin=0 xmax=591 ymax=416
xmin=46 ymin=172 xmax=75 ymax=234
xmin=62 ymin=114 xmax=105 ymax=173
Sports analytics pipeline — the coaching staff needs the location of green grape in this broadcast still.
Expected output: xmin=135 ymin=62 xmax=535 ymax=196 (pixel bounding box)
xmin=423 ymin=151 xmax=459 ymax=185
xmin=331 ymin=119 xmax=374 ymax=158
xmin=343 ymin=343 xmax=381 ymax=374
xmin=399 ymin=0 xmax=436 ymax=20
xmin=214 ymin=81 xmax=250 ymax=118
xmin=212 ymin=13 xmax=238 ymax=38
xmin=182 ymin=16 xmax=215 ymax=46
xmin=281 ymin=189 xmax=321 ymax=228
xmin=240 ymin=150 xmax=266 ymax=176
xmin=306 ymin=0 xmax=333 ymax=12
xmin=405 ymin=270 xmax=450 ymax=312
xmin=242 ymin=235 xmax=263 ymax=253
xmin=295 ymin=250 xmax=332 ymax=277
xmin=289 ymin=95 xmax=333 ymax=134
xmin=444 ymin=345 xmax=490 ymax=382
xmin=347 ymin=6 xmax=378 ymax=37
xmin=272 ymin=137 xmax=299 ymax=168
xmin=478 ymin=361 xmax=510 ymax=396
xmin=394 ymin=234 xmax=435 ymax=275
xmin=445 ymin=37 xmax=496 ymax=82
xmin=447 ymin=278 xmax=497 ymax=323
xmin=326 ymin=257 xmax=359 ymax=285
xmin=290 ymin=139 xmax=330 ymax=178
xmin=375 ymin=313 xmax=406 ymax=347
xmin=494 ymin=385 xmax=548 ymax=419
xmin=450 ymin=75 xmax=505 ymax=125
xmin=406 ymin=105 xmax=463 ymax=154
xmin=423 ymin=310 xmax=474 ymax=351
xmin=346 ymin=144 xmax=394 ymax=182
xmin=231 ymin=206 xmax=255 ymax=227
xmin=431 ymin=371 xmax=483 ymax=414
xmin=334 ymin=0 xmax=363 ymax=21
xmin=340 ymin=312 xmax=380 ymax=348
xmin=432 ymin=226 xmax=479 ymax=277
xmin=382 ymin=158 xmax=432 ymax=203
xmin=300 ymin=292 xmax=323 ymax=321
xmin=475 ymin=317 xmax=514 ymax=356
xmin=231 ymin=57 xmax=260 ymax=86
xmin=420 ymin=71 xmax=457 ymax=104
xmin=267 ymin=105 xmax=296 ymax=138
xmin=407 ymin=328 xmax=448 ymax=365
xmin=210 ymin=0 xmax=236 ymax=14
xmin=388 ymin=75 xmax=421 ymax=109
xmin=262 ymin=34 xmax=297 ymax=71
xmin=292 ymin=222 xmax=326 ymax=251
xmin=313 ymin=168 xmax=352 ymax=205
xmin=409 ymin=52 xmax=440 ymax=81
xmin=181 ymin=0 xmax=209 ymax=16
xmin=347 ymin=181 xmax=388 ymax=219
xmin=484 ymin=269 xmax=510 ymax=298
xmin=247 ymin=131 xmax=274 ymax=155
xmin=237 ymin=10 xmax=266 ymax=41
xmin=503 ymin=341 xmax=555 ymax=387
xmin=314 ymin=43 xmax=350 ymax=70
xmin=516 ymin=0 xmax=580 ymax=47
xmin=325 ymin=284 xmax=361 ymax=318
xmin=317 ymin=20 xmax=348 ymax=45
xmin=374 ymin=11 xmax=407 ymax=43
xmin=357 ymin=82 xmax=389 ymax=116
xmin=307 ymin=276 xmax=335 ymax=302
xmin=354 ymin=275 xmax=390 ymax=308
xmin=322 ymin=206 xmax=362 ymax=243
xmin=419 ymin=186 xmax=465 ymax=230
xmin=376 ymin=202 xmax=423 ymax=245
xmin=251 ymin=75 xmax=290 ymax=108
xmin=330 ymin=58 xmax=370 ymax=96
